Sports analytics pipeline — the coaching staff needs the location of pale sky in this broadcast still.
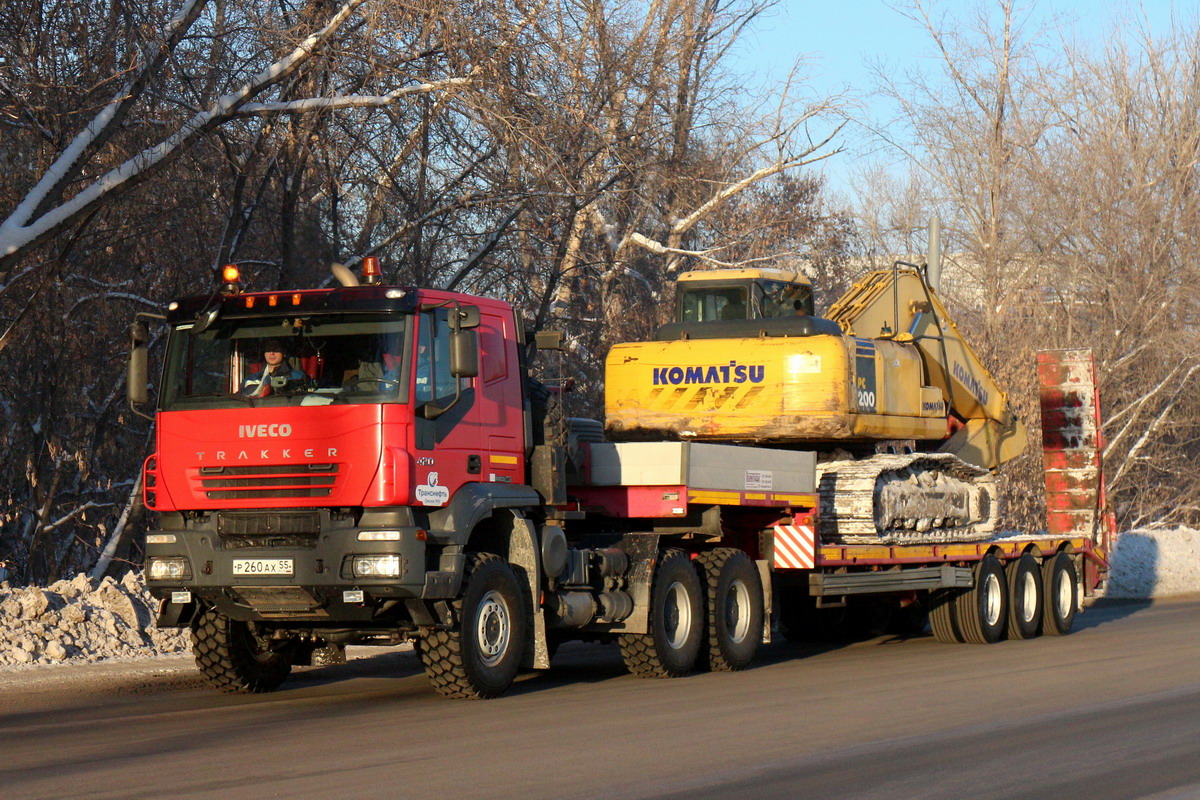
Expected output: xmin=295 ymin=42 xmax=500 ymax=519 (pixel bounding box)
xmin=731 ymin=0 xmax=1185 ymax=197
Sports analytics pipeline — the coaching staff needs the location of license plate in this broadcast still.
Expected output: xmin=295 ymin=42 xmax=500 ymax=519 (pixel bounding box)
xmin=232 ymin=558 xmax=294 ymax=576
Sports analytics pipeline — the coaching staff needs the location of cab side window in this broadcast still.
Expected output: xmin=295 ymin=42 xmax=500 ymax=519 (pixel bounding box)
xmin=415 ymin=309 xmax=462 ymax=405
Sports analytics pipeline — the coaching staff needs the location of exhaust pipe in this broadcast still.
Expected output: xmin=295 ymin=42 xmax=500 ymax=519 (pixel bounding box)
xmin=926 ymin=217 xmax=942 ymax=292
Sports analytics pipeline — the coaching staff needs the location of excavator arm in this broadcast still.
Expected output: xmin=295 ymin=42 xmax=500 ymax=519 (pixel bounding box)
xmin=826 ymin=265 xmax=1026 ymax=470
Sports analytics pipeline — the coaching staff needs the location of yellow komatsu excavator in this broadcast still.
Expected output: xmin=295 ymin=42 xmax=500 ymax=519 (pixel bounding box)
xmin=604 ymin=223 xmax=1027 ymax=544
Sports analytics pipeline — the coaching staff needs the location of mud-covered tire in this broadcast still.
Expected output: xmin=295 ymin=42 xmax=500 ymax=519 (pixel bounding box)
xmin=1006 ymin=554 xmax=1043 ymax=640
xmin=191 ymin=609 xmax=291 ymax=693
xmin=1042 ymin=552 xmax=1079 ymax=636
xmin=929 ymin=587 xmax=965 ymax=643
xmin=418 ymin=553 xmax=527 ymax=699
xmin=956 ymin=554 xmax=1008 ymax=644
xmin=620 ymin=549 xmax=704 ymax=678
xmin=696 ymin=549 xmax=764 ymax=671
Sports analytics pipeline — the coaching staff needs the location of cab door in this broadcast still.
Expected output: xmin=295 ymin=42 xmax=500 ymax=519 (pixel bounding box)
xmin=410 ymin=308 xmax=481 ymax=508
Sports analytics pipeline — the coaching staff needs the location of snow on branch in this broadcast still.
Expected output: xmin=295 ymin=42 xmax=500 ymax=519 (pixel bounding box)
xmin=40 ymin=501 xmax=113 ymax=534
xmin=0 ymin=0 xmax=430 ymax=273
xmin=234 ymin=77 xmax=472 ymax=116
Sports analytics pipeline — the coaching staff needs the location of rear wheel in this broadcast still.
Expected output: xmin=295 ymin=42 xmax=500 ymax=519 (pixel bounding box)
xmin=191 ymin=609 xmax=291 ymax=693
xmin=1006 ymin=554 xmax=1043 ymax=640
xmin=928 ymin=587 xmax=965 ymax=643
xmin=418 ymin=553 xmax=527 ymax=699
xmin=955 ymin=554 xmax=1008 ymax=644
xmin=696 ymin=549 xmax=764 ymax=671
xmin=1042 ymin=552 xmax=1079 ymax=636
xmin=620 ymin=549 xmax=704 ymax=678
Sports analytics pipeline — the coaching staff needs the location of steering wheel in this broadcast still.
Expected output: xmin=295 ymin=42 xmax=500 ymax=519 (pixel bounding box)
xmin=342 ymin=376 xmax=400 ymax=392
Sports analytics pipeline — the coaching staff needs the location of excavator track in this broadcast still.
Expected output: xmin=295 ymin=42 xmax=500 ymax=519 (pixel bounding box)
xmin=816 ymin=453 xmax=997 ymax=545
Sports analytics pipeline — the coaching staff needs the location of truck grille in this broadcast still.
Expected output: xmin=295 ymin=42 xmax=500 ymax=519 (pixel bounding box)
xmin=217 ymin=510 xmax=321 ymax=549
xmin=199 ymin=464 xmax=340 ymax=500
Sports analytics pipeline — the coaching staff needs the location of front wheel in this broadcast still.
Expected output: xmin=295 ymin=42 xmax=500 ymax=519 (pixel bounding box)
xmin=418 ymin=553 xmax=527 ymax=699
xmin=191 ymin=609 xmax=291 ymax=693
xmin=696 ymin=549 xmax=764 ymax=671
xmin=620 ymin=549 xmax=704 ymax=678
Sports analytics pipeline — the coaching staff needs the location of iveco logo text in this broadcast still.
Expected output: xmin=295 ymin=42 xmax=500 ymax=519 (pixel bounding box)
xmin=238 ymin=424 xmax=293 ymax=438
xmin=652 ymin=362 xmax=765 ymax=386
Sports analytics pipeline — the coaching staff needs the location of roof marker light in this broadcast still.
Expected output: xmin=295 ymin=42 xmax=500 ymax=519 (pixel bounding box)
xmin=220 ymin=264 xmax=241 ymax=295
xmin=362 ymin=256 xmax=382 ymax=285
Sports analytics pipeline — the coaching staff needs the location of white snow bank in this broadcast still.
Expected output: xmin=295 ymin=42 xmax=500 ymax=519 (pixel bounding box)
xmin=1105 ymin=527 xmax=1200 ymax=599
xmin=0 ymin=571 xmax=189 ymax=668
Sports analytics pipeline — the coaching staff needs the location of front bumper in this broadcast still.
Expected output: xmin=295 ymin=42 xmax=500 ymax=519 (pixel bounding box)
xmin=145 ymin=508 xmax=433 ymax=624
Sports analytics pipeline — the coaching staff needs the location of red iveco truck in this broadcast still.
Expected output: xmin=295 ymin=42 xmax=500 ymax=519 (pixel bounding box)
xmin=129 ymin=260 xmax=1111 ymax=698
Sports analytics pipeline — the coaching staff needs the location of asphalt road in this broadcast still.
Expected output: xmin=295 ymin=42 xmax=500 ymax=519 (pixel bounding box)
xmin=2 ymin=596 xmax=1199 ymax=800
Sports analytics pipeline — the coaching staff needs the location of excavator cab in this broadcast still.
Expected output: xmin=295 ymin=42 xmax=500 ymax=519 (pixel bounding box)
xmin=676 ymin=269 xmax=814 ymax=322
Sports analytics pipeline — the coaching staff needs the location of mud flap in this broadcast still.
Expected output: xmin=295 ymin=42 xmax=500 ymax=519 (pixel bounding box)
xmin=608 ymin=533 xmax=660 ymax=634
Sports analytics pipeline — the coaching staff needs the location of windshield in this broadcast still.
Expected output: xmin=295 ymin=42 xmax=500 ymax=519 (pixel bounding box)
xmin=160 ymin=313 xmax=411 ymax=410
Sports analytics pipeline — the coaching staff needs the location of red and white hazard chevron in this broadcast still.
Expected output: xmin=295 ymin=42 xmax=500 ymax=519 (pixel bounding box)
xmin=773 ymin=524 xmax=816 ymax=569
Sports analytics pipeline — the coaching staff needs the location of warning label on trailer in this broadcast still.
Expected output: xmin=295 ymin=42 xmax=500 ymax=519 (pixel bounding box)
xmin=745 ymin=470 xmax=773 ymax=491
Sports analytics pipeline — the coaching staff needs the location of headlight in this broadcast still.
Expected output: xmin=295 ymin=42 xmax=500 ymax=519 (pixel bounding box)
xmin=147 ymin=556 xmax=192 ymax=581
xmin=352 ymin=554 xmax=402 ymax=578
xmin=146 ymin=533 xmax=177 ymax=544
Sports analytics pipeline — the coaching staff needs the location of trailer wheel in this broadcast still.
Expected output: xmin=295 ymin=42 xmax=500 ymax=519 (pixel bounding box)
xmin=955 ymin=554 xmax=1008 ymax=644
xmin=928 ymin=587 xmax=965 ymax=643
xmin=620 ymin=549 xmax=704 ymax=678
xmin=1042 ymin=552 xmax=1079 ymax=636
xmin=191 ymin=609 xmax=291 ymax=693
xmin=1005 ymin=554 xmax=1043 ymax=640
xmin=696 ymin=548 xmax=763 ymax=671
xmin=418 ymin=553 xmax=527 ymax=699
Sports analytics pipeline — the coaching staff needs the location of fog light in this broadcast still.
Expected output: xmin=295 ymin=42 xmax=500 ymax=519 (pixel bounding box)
xmin=147 ymin=556 xmax=192 ymax=581
xmin=357 ymin=530 xmax=401 ymax=541
xmin=146 ymin=533 xmax=177 ymax=544
xmin=352 ymin=554 xmax=402 ymax=578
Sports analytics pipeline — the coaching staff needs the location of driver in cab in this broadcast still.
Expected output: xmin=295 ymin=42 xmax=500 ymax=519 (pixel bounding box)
xmin=242 ymin=338 xmax=304 ymax=397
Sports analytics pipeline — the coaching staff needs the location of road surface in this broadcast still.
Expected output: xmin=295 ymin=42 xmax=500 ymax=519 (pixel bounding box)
xmin=2 ymin=596 xmax=1199 ymax=799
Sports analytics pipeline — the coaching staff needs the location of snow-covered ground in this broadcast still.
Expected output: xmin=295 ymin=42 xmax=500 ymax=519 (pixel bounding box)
xmin=1104 ymin=526 xmax=1200 ymax=599
xmin=0 ymin=527 xmax=1196 ymax=671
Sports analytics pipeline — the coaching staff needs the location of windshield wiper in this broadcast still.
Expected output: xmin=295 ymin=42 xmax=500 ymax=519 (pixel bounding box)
xmin=181 ymin=392 xmax=254 ymax=405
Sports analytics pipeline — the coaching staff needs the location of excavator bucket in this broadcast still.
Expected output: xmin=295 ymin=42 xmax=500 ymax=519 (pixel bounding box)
xmin=1037 ymin=349 xmax=1116 ymax=556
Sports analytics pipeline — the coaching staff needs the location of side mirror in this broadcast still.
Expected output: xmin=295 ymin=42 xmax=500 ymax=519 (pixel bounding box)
xmin=449 ymin=329 xmax=479 ymax=378
xmin=534 ymin=330 xmax=562 ymax=351
xmin=455 ymin=305 xmax=481 ymax=330
xmin=128 ymin=321 xmax=150 ymax=406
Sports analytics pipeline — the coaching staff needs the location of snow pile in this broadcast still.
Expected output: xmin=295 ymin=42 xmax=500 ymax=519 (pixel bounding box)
xmin=0 ymin=571 xmax=189 ymax=667
xmin=1106 ymin=527 xmax=1200 ymax=599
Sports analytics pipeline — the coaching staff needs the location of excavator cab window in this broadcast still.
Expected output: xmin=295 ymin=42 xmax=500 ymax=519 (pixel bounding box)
xmin=679 ymin=285 xmax=749 ymax=322
xmin=756 ymin=280 xmax=814 ymax=318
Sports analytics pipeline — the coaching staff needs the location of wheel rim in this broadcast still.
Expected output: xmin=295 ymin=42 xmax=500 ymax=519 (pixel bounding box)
xmin=663 ymin=580 xmax=692 ymax=650
xmin=476 ymin=590 xmax=511 ymax=667
xmin=725 ymin=578 xmax=752 ymax=644
xmin=983 ymin=572 xmax=1002 ymax=627
xmin=1055 ymin=568 xmax=1072 ymax=618
xmin=1019 ymin=570 xmax=1038 ymax=623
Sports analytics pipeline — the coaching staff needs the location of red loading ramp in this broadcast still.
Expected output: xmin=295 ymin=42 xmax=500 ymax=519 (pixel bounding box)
xmin=1037 ymin=349 xmax=1117 ymax=557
